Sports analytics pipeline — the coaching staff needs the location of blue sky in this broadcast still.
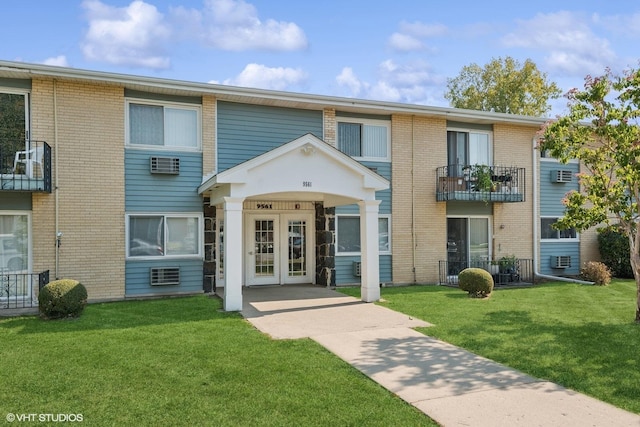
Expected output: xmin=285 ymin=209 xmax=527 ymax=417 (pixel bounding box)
xmin=2 ymin=0 xmax=639 ymax=115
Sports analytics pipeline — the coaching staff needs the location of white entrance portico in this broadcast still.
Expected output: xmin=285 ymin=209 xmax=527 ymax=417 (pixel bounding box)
xmin=198 ymin=134 xmax=389 ymax=311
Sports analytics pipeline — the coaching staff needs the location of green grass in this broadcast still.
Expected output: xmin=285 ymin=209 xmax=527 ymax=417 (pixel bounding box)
xmin=0 ymin=296 xmax=435 ymax=426
xmin=340 ymin=280 xmax=640 ymax=414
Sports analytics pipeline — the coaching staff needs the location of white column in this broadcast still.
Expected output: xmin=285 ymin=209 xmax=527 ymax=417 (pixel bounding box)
xmin=358 ymin=200 xmax=381 ymax=302
xmin=223 ymin=197 xmax=244 ymax=311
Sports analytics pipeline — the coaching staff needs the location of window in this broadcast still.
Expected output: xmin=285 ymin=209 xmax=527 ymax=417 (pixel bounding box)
xmin=447 ymin=130 xmax=491 ymax=175
xmin=337 ymin=119 xmax=390 ymax=160
xmin=127 ymin=100 xmax=200 ymax=149
xmin=0 ymin=213 xmax=29 ymax=272
xmin=541 ymin=217 xmax=577 ymax=240
xmin=128 ymin=214 xmax=202 ymax=258
xmin=336 ymin=215 xmax=391 ymax=254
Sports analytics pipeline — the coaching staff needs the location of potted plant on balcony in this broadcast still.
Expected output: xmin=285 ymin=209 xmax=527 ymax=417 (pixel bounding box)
xmin=470 ymin=164 xmax=494 ymax=192
xmin=498 ymin=255 xmax=518 ymax=275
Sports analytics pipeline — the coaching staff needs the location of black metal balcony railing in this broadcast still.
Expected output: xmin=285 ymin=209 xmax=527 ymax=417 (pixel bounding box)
xmin=0 ymin=141 xmax=52 ymax=193
xmin=1 ymin=270 xmax=49 ymax=309
xmin=438 ymin=259 xmax=535 ymax=287
xmin=436 ymin=164 xmax=525 ymax=202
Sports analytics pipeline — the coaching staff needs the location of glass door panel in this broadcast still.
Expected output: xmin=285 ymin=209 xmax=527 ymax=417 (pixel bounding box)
xmin=447 ymin=218 xmax=468 ymax=275
xmin=0 ymin=92 xmax=28 ymax=174
xmin=247 ymin=216 xmax=279 ymax=286
xmin=287 ymin=220 xmax=306 ymax=277
xmin=255 ymin=219 xmax=275 ymax=277
xmin=469 ymin=218 xmax=490 ymax=263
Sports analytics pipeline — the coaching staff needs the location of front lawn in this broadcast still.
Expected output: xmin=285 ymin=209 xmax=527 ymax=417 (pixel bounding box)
xmin=340 ymin=280 xmax=640 ymax=414
xmin=0 ymin=296 xmax=435 ymax=426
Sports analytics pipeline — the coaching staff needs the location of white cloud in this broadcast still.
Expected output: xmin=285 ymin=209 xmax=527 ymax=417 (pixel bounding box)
xmin=336 ymin=60 xmax=445 ymax=105
xmin=81 ymin=0 xmax=171 ymax=69
xmin=398 ymin=21 xmax=448 ymax=38
xmin=173 ymin=0 xmax=307 ymax=51
xmin=593 ymin=12 xmax=640 ymax=38
xmin=215 ymin=63 xmax=307 ymax=90
xmin=502 ymin=11 xmax=616 ymax=76
xmin=388 ymin=33 xmax=424 ymax=52
xmin=42 ymin=56 xmax=69 ymax=67
xmin=388 ymin=21 xmax=447 ymax=53
xmin=336 ymin=67 xmax=365 ymax=97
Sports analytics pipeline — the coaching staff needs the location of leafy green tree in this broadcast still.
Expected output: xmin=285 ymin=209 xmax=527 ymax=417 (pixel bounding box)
xmin=539 ymin=68 xmax=640 ymax=323
xmin=445 ymin=56 xmax=561 ymax=116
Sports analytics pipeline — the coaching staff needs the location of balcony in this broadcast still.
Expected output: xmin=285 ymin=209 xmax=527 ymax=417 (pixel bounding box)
xmin=1 ymin=270 xmax=50 ymax=310
xmin=436 ymin=164 xmax=525 ymax=203
xmin=0 ymin=141 xmax=52 ymax=193
xmin=438 ymin=259 xmax=535 ymax=287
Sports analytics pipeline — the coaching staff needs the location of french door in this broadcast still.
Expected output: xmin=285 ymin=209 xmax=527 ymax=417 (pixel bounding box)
xmin=246 ymin=213 xmax=313 ymax=286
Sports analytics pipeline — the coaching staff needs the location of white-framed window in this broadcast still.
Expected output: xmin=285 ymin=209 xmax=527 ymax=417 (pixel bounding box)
xmin=337 ymin=118 xmax=390 ymax=161
xmin=0 ymin=211 xmax=30 ymax=273
xmin=125 ymin=99 xmax=201 ymax=150
xmin=336 ymin=214 xmax=391 ymax=255
xmin=540 ymin=217 xmax=578 ymax=241
xmin=127 ymin=213 xmax=203 ymax=259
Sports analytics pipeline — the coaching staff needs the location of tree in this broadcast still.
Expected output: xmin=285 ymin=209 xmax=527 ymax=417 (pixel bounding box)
xmin=538 ymin=68 xmax=640 ymax=323
xmin=445 ymin=56 xmax=562 ymax=116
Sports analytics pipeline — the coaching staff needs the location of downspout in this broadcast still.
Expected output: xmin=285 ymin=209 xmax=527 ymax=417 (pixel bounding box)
xmin=54 ymin=80 xmax=60 ymax=279
xmin=411 ymin=116 xmax=417 ymax=283
xmin=532 ymin=137 xmax=593 ymax=284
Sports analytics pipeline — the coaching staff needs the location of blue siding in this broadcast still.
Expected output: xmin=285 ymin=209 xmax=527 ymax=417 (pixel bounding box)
xmin=540 ymin=161 xmax=579 ymax=216
xmin=125 ymin=259 xmax=203 ymax=296
xmin=335 ymin=161 xmax=391 ymax=215
xmin=217 ymin=101 xmax=323 ymax=171
xmin=335 ymin=255 xmax=392 ymax=285
xmin=540 ymin=242 xmax=580 ymax=276
xmin=539 ymin=160 xmax=580 ymax=274
xmin=125 ymin=149 xmax=203 ymax=212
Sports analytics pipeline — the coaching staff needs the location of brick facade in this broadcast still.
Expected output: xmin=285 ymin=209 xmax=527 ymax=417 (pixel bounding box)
xmin=31 ymin=78 xmax=126 ymax=301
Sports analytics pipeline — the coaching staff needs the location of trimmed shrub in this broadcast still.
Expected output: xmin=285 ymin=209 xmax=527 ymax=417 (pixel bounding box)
xmin=38 ymin=279 xmax=88 ymax=319
xmin=598 ymin=227 xmax=633 ymax=278
xmin=581 ymin=261 xmax=612 ymax=286
xmin=458 ymin=267 xmax=494 ymax=297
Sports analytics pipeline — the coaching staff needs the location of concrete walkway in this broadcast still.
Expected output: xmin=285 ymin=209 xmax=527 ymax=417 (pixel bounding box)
xmin=239 ymin=285 xmax=640 ymax=427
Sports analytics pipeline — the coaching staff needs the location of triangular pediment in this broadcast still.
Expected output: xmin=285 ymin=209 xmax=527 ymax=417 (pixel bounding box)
xmin=199 ymin=134 xmax=389 ymax=207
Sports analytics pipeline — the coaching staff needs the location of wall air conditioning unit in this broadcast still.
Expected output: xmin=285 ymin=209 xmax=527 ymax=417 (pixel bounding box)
xmin=353 ymin=261 xmax=362 ymax=277
xmin=552 ymin=170 xmax=573 ymax=183
xmin=150 ymin=267 xmax=180 ymax=286
xmin=150 ymin=157 xmax=180 ymax=174
xmin=551 ymin=256 xmax=572 ymax=269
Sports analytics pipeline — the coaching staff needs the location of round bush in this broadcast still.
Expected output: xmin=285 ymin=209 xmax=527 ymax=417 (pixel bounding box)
xmin=458 ymin=268 xmax=494 ymax=297
xmin=38 ymin=279 xmax=88 ymax=319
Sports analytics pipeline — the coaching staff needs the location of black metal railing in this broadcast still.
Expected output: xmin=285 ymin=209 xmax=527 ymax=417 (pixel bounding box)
xmin=0 ymin=140 xmax=52 ymax=193
xmin=1 ymin=270 xmax=49 ymax=309
xmin=438 ymin=259 xmax=534 ymax=287
xmin=436 ymin=164 xmax=525 ymax=202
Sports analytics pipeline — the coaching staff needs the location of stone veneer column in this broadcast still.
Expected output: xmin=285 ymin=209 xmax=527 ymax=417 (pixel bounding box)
xmin=203 ymin=198 xmax=216 ymax=293
xmin=315 ymin=203 xmax=336 ymax=287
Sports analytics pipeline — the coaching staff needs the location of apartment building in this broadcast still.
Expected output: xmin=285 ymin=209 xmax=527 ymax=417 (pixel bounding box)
xmin=0 ymin=60 xmax=596 ymax=311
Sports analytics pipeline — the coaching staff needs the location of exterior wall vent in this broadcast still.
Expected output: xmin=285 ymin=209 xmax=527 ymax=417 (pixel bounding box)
xmin=150 ymin=157 xmax=180 ymax=174
xmin=353 ymin=261 xmax=362 ymax=277
xmin=150 ymin=267 xmax=180 ymax=286
xmin=551 ymin=256 xmax=572 ymax=269
xmin=552 ymin=170 xmax=573 ymax=183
